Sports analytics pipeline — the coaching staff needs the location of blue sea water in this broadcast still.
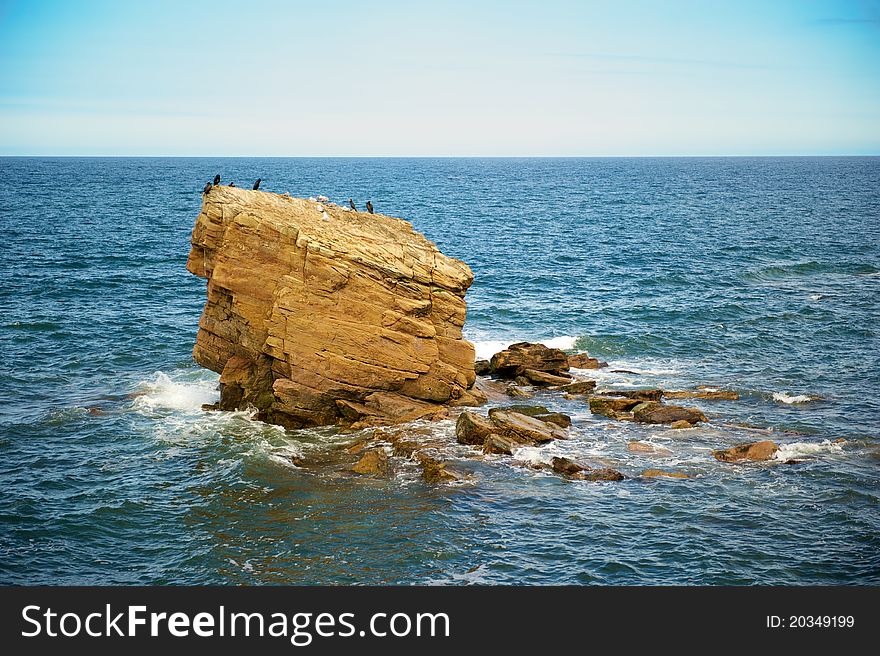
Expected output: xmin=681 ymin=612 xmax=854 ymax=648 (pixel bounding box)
xmin=0 ymin=156 xmax=878 ymax=585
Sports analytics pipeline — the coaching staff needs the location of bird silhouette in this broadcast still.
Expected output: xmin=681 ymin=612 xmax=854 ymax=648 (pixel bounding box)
xmin=366 ymin=200 xmax=374 ymax=214
xmin=229 ymin=182 xmax=235 ymax=187
xmin=348 ymin=198 xmax=357 ymax=211
xmin=253 ymin=178 xmax=262 ymax=190
xmin=202 ymin=182 xmax=212 ymax=195
xmin=213 ymin=174 xmax=221 ymax=185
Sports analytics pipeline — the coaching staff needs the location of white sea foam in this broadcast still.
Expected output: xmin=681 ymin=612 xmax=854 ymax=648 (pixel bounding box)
xmin=471 ymin=336 xmax=578 ymax=361
xmin=131 ymin=372 xmax=218 ymax=412
xmin=774 ymin=440 xmax=844 ymax=461
xmin=772 ymin=392 xmax=819 ymax=404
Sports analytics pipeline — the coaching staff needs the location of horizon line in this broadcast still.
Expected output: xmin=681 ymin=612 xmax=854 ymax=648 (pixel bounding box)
xmin=1 ymin=153 xmax=879 ymax=159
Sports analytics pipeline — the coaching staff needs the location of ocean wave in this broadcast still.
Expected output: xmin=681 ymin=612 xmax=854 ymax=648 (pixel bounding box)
xmin=130 ymin=371 xmax=219 ymax=412
xmin=470 ymin=335 xmax=578 ymax=360
xmin=774 ymin=440 xmax=844 ymax=461
xmin=772 ymin=392 xmax=821 ymax=405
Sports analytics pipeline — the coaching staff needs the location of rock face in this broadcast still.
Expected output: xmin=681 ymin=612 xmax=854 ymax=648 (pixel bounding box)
xmin=187 ymin=187 xmax=483 ymax=429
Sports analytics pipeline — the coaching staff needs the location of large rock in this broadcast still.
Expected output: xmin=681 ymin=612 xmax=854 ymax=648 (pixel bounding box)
xmin=713 ymin=440 xmax=779 ymax=463
xmin=487 ymin=409 xmax=567 ymax=443
xmin=187 ymin=187 xmax=482 ymax=429
xmin=632 ymin=402 xmax=708 ymax=425
xmin=455 ymin=411 xmax=497 ymax=446
xmin=488 ymin=342 xmax=569 ymax=378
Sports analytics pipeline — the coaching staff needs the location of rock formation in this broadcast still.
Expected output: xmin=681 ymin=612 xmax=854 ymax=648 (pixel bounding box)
xmin=187 ymin=186 xmax=484 ymax=429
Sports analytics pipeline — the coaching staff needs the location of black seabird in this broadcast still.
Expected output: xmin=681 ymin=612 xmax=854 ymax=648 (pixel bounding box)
xmin=229 ymin=182 xmax=235 ymax=187
xmin=366 ymin=200 xmax=374 ymax=214
xmin=253 ymin=178 xmax=262 ymax=190
xmin=202 ymin=182 xmax=212 ymax=195
xmin=348 ymin=198 xmax=357 ymax=211
xmin=213 ymin=174 xmax=221 ymax=185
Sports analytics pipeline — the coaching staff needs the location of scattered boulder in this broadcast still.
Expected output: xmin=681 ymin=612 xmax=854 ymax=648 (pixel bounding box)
xmin=474 ymin=359 xmax=492 ymax=376
xmin=483 ymin=434 xmax=520 ymax=455
xmin=558 ymin=380 xmax=597 ymax=394
xmin=505 ymin=385 xmax=533 ymax=399
xmin=551 ymin=456 xmax=585 ymax=475
xmin=290 ymin=455 xmax=306 ymax=467
xmin=669 ymin=420 xmax=693 ymax=429
xmin=521 ymin=368 xmax=572 ymax=386
xmin=488 ymin=409 xmax=567 ymax=443
xmin=641 ymin=469 xmax=689 ymax=479
xmin=665 ymin=390 xmax=739 ymax=401
xmin=567 ymin=353 xmax=608 ymax=369
xmin=588 ymin=396 xmax=643 ymax=418
xmin=632 ymin=402 xmax=707 ymax=425
xmin=455 ymin=411 xmax=498 ymax=446
xmin=350 ymin=448 xmax=389 ymax=475
xmin=87 ymin=407 xmax=107 ymax=416
xmin=535 ymin=412 xmax=572 ymax=428
xmin=502 ymin=404 xmax=550 ymax=416
xmin=571 ymin=467 xmax=626 ymax=482
xmin=489 ymin=342 xmax=570 ymax=378
xmin=610 ymin=369 xmax=639 ymax=375
xmin=418 ymin=455 xmax=462 ymax=484
xmin=628 ymin=441 xmax=673 ymax=456
xmin=713 ymin=440 xmax=779 ymax=463
xmin=595 ymin=388 xmax=663 ymax=402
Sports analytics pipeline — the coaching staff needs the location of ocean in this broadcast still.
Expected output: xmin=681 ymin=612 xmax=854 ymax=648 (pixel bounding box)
xmin=1 ymin=156 xmax=878 ymax=585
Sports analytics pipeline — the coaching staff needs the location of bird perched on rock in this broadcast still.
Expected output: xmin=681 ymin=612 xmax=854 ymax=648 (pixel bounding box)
xmin=348 ymin=198 xmax=357 ymax=211
xmin=366 ymin=200 xmax=374 ymax=214
xmin=229 ymin=182 xmax=235 ymax=187
xmin=253 ymin=178 xmax=262 ymax=190
xmin=213 ymin=174 xmax=221 ymax=185
xmin=202 ymin=182 xmax=213 ymax=195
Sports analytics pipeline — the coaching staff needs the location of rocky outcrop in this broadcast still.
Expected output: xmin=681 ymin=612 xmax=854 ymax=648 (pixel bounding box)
xmin=487 ymin=408 xmax=567 ymax=443
xmin=187 ymin=186 xmax=484 ymax=429
xmin=487 ymin=342 xmax=570 ymax=378
xmin=713 ymin=440 xmax=779 ymax=463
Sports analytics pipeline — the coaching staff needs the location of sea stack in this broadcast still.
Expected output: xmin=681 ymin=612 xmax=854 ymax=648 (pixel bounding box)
xmin=187 ymin=186 xmax=484 ymax=429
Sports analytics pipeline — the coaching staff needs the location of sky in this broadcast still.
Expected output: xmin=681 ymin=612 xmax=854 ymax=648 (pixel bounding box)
xmin=0 ymin=0 xmax=878 ymax=156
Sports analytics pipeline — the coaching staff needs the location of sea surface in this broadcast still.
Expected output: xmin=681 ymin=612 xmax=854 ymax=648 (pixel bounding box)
xmin=1 ymin=157 xmax=878 ymax=585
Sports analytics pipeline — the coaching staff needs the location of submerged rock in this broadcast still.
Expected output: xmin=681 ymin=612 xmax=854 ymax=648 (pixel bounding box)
xmin=713 ymin=440 xmax=779 ymax=463
xmin=665 ymin=389 xmax=739 ymax=400
xmin=550 ymin=457 xmax=625 ymax=481
xmin=641 ymin=469 xmax=689 ymax=479
xmin=628 ymin=441 xmax=673 ymax=456
xmin=187 ymin=187 xmax=481 ymax=429
xmin=418 ymin=455 xmax=462 ymax=484
xmin=501 ymin=404 xmax=550 ymax=416
xmin=567 ymin=353 xmax=608 ymax=369
xmin=350 ymin=448 xmax=389 ymax=476
xmin=669 ymin=420 xmax=694 ymax=429
xmin=595 ymin=388 xmax=664 ymax=402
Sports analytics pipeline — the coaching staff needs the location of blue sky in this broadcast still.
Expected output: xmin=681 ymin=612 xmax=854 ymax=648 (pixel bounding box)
xmin=0 ymin=0 xmax=878 ymax=155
